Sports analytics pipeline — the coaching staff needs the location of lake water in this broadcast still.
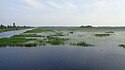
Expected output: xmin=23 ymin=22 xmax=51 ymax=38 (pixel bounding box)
xmin=0 ymin=29 xmax=125 ymax=70
xmin=0 ymin=46 xmax=125 ymax=70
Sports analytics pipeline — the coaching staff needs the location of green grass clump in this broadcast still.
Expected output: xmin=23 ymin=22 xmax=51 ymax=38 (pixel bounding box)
xmin=71 ymin=41 xmax=94 ymax=47
xmin=47 ymin=36 xmax=69 ymax=41
xmin=12 ymin=34 xmax=45 ymax=37
xmin=70 ymin=31 xmax=73 ymax=34
xmin=38 ymin=40 xmax=46 ymax=46
xmin=47 ymin=40 xmax=64 ymax=45
xmin=119 ymin=44 xmax=125 ymax=48
xmin=46 ymin=36 xmax=68 ymax=45
xmin=0 ymin=37 xmax=36 ymax=47
xmin=95 ymin=34 xmax=111 ymax=37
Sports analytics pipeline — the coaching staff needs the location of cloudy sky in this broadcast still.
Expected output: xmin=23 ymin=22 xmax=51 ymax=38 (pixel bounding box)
xmin=1 ymin=0 xmax=125 ymax=26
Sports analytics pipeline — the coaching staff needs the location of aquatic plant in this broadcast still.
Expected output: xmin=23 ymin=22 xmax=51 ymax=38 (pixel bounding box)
xmin=70 ymin=31 xmax=73 ymax=34
xmin=46 ymin=36 xmax=69 ymax=45
xmin=0 ymin=37 xmax=36 ymax=47
xmin=70 ymin=41 xmax=94 ymax=47
xmin=119 ymin=44 xmax=125 ymax=48
xmin=50 ymin=32 xmax=65 ymax=36
xmin=95 ymin=34 xmax=111 ymax=37
xmin=105 ymin=31 xmax=114 ymax=33
xmin=12 ymin=34 xmax=45 ymax=37
xmin=24 ymin=43 xmax=37 ymax=47
xmin=47 ymin=40 xmax=64 ymax=45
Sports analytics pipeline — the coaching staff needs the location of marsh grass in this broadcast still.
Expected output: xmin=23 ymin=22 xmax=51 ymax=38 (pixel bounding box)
xmin=0 ymin=32 xmax=69 ymax=47
xmin=70 ymin=31 xmax=73 ymax=34
xmin=0 ymin=37 xmax=36 ymax=47
xmin=47 ymin=40 xmax=64 ymax=45
xmin=50 ymin=33 xmax=65 ymax=36
xmin=12 ymin=34 xmax=45 ymax=37
xmin=70 ymin=41 xmax=94 ymax=47
xmin=46 ymin=36 xmax=69 ymax=45
xmin=95 ymin=34 xmax=111 ymax=37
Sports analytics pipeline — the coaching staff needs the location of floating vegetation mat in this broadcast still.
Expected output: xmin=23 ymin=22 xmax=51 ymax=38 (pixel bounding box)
xmin=70 ymin=41 xmax=94 ymax=47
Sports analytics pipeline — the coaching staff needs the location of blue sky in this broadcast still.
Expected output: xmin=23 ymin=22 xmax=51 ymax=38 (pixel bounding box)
xmin=1 ymin=0 xmax=125 ymax=26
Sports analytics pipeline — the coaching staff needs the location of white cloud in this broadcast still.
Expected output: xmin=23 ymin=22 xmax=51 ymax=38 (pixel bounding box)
xmin=47 ymin=1 xmax=62 ymax=9
xmin=46 ymin=0 xmax=77 ymax=11
xmin=23 ymin=0 xmax=47 ymax=9
xmin=81 ymin=0 xmax=125 ymax=17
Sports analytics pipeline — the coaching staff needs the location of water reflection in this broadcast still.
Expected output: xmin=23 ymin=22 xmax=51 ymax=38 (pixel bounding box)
xmin=0 ymin=47 xmax=125 ymax=70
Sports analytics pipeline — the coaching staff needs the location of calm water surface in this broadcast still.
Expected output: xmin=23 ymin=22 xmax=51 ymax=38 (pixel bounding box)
xmin=0 ymin=46 xmax=125 ymax=70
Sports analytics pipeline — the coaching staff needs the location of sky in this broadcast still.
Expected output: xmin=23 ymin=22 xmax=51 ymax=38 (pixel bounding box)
xmin=0 ymin=0 xmax=125 ymax=26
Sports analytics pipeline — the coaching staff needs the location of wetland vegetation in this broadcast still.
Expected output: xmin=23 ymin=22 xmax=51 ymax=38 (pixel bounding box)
xmin=0 ymin=27 xmax=125 ymax=47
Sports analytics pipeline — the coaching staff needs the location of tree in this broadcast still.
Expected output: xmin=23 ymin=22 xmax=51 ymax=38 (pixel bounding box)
xmin=13 ymin=23 xmax=16 ymax=27
xmin=0 ymin=24 xmax=5 ymax=28
xmin=80 ymin=25 xmax=93 ymax=28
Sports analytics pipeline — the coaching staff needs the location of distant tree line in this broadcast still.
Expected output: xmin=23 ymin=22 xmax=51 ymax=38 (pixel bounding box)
xmin=0 ymin=23 xmax=31 ymax=28
xmin=80 ymin=25 xmax=94 ymax=28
